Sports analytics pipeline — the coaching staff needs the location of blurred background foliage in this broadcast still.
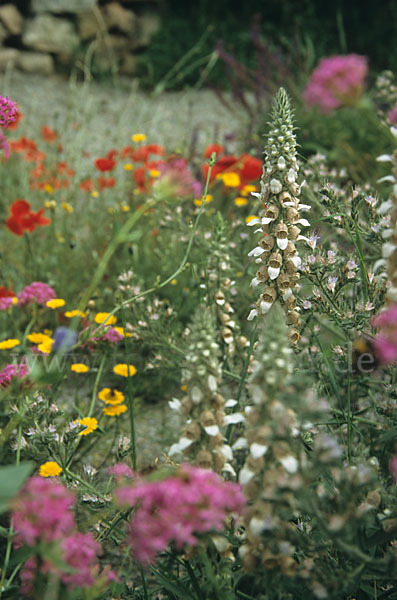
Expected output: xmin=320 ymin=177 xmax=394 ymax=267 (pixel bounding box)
xmin=137 ymin=0 xmax=397 ymax=90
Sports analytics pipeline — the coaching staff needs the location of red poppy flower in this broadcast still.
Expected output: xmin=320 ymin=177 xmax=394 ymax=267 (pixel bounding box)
xmin=94 ymin=157 xmax=116 ymax=172
xmin=0 ymin=286 xmax=15 ymax=298
xmin=133 ymin=167 xmax=150 ymax=192
xmin=204 ymin=143 xmax=224 ymax=158
xmin=5 ymin=199 xmax=50 ymax=236
xmin=201 ymin=154 xmax=239 ymax=183
xmin=98 ymin=176 xmax=115 ymax=190
xmin=41 ymin=125 xmax=57 ymax=143
xmin=239 ymin=154 xmax=262 ymax=184
xmin=80 ymin=178 xmax=95 ymax=192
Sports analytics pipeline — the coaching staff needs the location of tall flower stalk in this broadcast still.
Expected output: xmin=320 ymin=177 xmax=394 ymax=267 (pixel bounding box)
xmin=168 ymin=307 xmax=235 ymax=476
xmin=247 ymin=87 xmax=310 ymax=344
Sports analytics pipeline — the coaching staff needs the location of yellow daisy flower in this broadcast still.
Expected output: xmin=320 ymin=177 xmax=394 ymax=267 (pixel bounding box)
xmin=98 ymin=388 xmax=125 ymax=405
xmin=219 ymin=172 xmax=240 ymax=187
xmin=113 ymin=364 xmax=137 ymax=377
xmin=0 ymin=339 xmax=20 ymax=350
xmin=124 ymin=163 xmax=133 ymax=171
xmin=241 ymin=184 xmax=257 ymax=196
xmin=193 ymin=194 xmax=213 ymax=207
xmin=39 ymin=461 xmax=62 ymax=477
xmin=71 ymin=364 xmax=90 ymax=373
xmin=131 ymin=133 xmax=147 ymax=143
xmin=103 ymin=404 xmax=128 ymax=416
xmin=77 ymin=417 xmax=98 ymax=436
xmin=234 ymin=197 xmax=249 ymax=207
xmin=46 ymin=298 xmax=66 ymax=309
xmin=64 ymin=310 xmax=87 ymax=318
xmin=94 ymin=312 xmax=117 ymax=325
xmin=113 ymin=327 xmax=132 ymax=338
xmin=246 ymin=215 xmax=259 ymax=224
xmin=61 ymin=202 xmax=74 ymax=213
xmin=38 ymin=338 xmax=54 ymax=354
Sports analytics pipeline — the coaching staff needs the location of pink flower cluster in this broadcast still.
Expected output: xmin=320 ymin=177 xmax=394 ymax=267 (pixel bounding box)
xmin=116 ymin=464 xmax=246 ymax=563
xmin=0 ymin=363 xmax=28 ymax=387
xmin=304 ymin=54 xmax=368 ymax=113
xmin=155 ymin=157 xmax=202 ymax=199
xmin=0 ymin=95 xmax=18 ymax=128
xmin=371 ymin=305 xmax=397 ymax=364
xmin=17 ymin=281 xmax=57 ymax=306
xmin=108 ymin=462 xmax=134 ymax=481
xmin=12 ymin=477 xmax=104 ymax=594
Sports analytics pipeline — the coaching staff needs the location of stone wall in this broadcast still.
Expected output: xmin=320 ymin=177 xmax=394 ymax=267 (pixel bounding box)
xmin=0 ymin=0 xmax=161 ymax=76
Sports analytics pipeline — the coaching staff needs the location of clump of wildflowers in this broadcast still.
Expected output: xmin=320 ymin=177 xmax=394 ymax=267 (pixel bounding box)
xmin=304 ymin=54 xmax=368 ymax=113
xmin=116 ymin=464 xmax=245 ymax=564
xmin=168 ymin=307 xmax=235 ymax=475
xmin=0 ymin=95 xmax=18 ymax=128
xmin=247 ymin=87 xmax=310 ymax=344
xmin=18 ymin=281 xmax=57 ymax=306
xmin=0 ymin=363 xmax=28 ymax=387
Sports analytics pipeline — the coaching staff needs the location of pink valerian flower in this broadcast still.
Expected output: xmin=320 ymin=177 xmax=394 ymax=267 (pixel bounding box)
xmin=0 ymin=363 xmax=29 ymax=387
xmin=154 ymin=157 xmax=202 ymax=199
xmin=17 ymin=281 xmax=57 ymax=306
xmin=12 ymin=477 xmax=75 ymax=546
xmin=60 ymin=533 xmax=102 ymax=588
xmin=108 ymin=463 xmax=134 ymax=480
xmin=101 ymin=327 xmax=123 ymax=343
xmin=0 ymin=131 xmax=10 ymax=158
xmin=371 ymin=305 xmax=397 ymax=364
xmin=0 ymin=95 xmax=18 ymax=128
xmin=116 ymin=464 xmax=246 ymax=564
xmin=304 ymin=54 xmax=368 ymax=114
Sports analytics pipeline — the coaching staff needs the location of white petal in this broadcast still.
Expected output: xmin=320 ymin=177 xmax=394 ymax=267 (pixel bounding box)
xmin=283 ymin=201 xmax=296 ymax=207
xmin=280 ymin=455 xmax=298 ymax=474
xmin=249 ymin=517 xmax=267 ymax=536
xmin=259 ymin=300 xmax=273 ymax=314
xmin=248 ymin=246 xmax=265 ymax=257
xmin=391 ymin=127 xmax=397 ymax=138
xmin=268 ymin=267 xmax=280 ymax=280
xmin=191 ymin=386 xmax=202 ymax=404
xmin=254 ymin=228 xmax=263 ymax=234
xmin=232 ymin=437 xmax=248 ymax=450
xmin=211 ymin=535 xmax=229 ymax=552
xmin=204 ymin=425 xmax=220 ymax=436
xmin=247 ymin=218 xmax=260 ymax=226
xmin=297 ymin=218 xmax=310 ymax=227
xmin=297 ymin=235 xmax=311 ymax=244
xmin=250 ymin=192 xmax=261 ymax=200
xmin=222 ymin=462 xmax=236 ymax=477
xmin=382 ymin=242 xmax=396 ymax=258
xmin=282 ymin=288 xmax=293 ymax=301
xmin=291 ymin=256 xmax=302 ymax=268
xmin=377 ymin=175 xmax=396 ymax=184
xmin=220 ymin=444 xmax=234 ymax=461
xmin=250 ymin=443 xmax=268 ymax=459
xmin=168 ymin=398 xmax=181 ymax=411
xmin=250 ymin=277 xmax=260 ymax=287
xmin=298 ymin=203 xmax=311 ymax=211
xmin=225 ymin=399 xmax=238 ymax=408
xmin=276 ymin=237 xmax=288 ymax=250
xmin=168 ymin=443 xmax=181 ymax=456
xmin=247 ymin=309 xmax=258 ymax=321
xmin=238 ymin=466 xmax=255 ymax=485
xmin=382 ymin=229 xmax=393 ymax=239
xmin=179 ymin=437 xmax=194 ymax=451
xmin=224 ymin=413 xmax=245 ymax=425
xmin=208 ymin=375 xmax=217 ymax=392
xmin=377 ymin=199 xmax=393 ymax=214
xmin=261 ymin=217 xmax=274 ymax=225
xmin=376 ymin=154 xmax=393 ymax=162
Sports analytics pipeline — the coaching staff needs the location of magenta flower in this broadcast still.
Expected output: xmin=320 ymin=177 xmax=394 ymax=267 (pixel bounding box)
xmin=371 ymin=305 xmax=397 ymax=364
xmin=0 ymin=363 xmax=28 ymax=387
xmin=0 ymin=131 xmax=10 ymax=158
xmin=17 ymin=281 xmax=57 ymax=306
xmin=12 ymin=476 xmax=75 ymax=546
xmin=108 ymin=463 xmax=134 ymax=480
xmin=0 ymin=95 xmax=18 ymax=128
xmin=116 ymin=464 xmax=246 ymax=563
xmin=60 ymin=533 xmax=101 ymax=588
xmin=304 ymin=54 xmax=368 ymax=113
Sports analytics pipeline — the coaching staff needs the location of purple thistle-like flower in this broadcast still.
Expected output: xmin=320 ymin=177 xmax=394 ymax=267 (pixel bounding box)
xmin=53 ymin=327 xmax=78 ymax=352
xmin=0 ymin=95 xmax=18 ymax=128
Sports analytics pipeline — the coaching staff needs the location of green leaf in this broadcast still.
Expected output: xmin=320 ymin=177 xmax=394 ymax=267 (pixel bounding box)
xmin=0 ymin=462 xmax=33 ymax=514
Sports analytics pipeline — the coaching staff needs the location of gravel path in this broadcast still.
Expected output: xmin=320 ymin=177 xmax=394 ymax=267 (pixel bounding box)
xmin=1 ymin=70 xmax=252 ymax=155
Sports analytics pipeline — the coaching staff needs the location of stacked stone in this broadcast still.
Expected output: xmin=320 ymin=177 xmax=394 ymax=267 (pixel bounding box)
xmin=247 ymin=88 xmax=310 ymax=345
xmin=168 ymin=307 xmax=234 ymax=477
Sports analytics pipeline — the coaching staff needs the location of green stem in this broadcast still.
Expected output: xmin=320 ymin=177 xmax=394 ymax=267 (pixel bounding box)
xmin=88 ymin=354 xmax=106 ymax=418
xmin=120 ymin=305 xmax=137 ymax=470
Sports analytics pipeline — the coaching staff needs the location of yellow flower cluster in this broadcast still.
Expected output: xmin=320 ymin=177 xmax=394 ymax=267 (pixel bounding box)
xmin=0 ymin=338 xmax=20 ymax=350
xmin=39 ymin=461 xmax=62 ymax=477
xmin=98 ymin=387 xmax=128 ymax=416
xmin=26 ymin=332 xmax=53 ymax=354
